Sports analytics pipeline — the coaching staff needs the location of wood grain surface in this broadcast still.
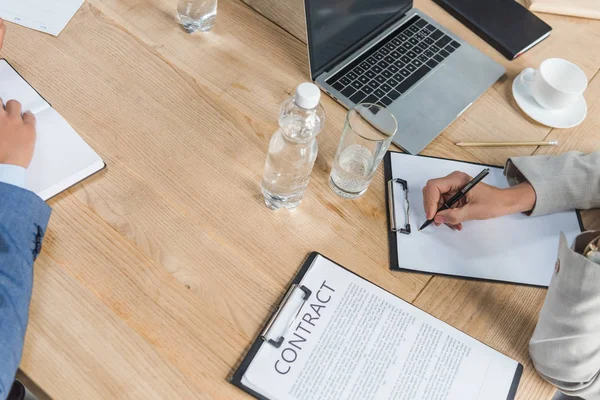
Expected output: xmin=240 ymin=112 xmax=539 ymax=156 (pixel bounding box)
xmin=2 ymin=0 xmax=598 ymax=398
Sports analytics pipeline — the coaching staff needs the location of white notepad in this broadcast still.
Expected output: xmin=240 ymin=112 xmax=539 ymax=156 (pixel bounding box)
xmin=385 ymin=152 xmax=582 ymax=287
xmin=232 ymin=253 xmax=523 ymax=400
xmin=0 ymin=59 xmax=104 ymax=200
xmin=0 ymin=0 xmax=84 ymax=36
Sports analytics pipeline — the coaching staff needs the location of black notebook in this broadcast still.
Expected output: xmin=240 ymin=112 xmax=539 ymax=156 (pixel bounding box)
xmin=0 ymin=59 xmax=105 ymax=200
xmin=434 ymin=0 xmax=552 ymax=60
xmin=231 ymin=252 xmax=523 ymax=399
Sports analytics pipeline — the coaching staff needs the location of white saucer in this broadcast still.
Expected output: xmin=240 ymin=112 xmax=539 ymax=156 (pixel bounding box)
xmin=512 ymin=71 xmax=587 ymax=129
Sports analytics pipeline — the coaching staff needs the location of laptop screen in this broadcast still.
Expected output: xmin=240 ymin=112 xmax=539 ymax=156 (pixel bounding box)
xmin=305 ymin=0 xmax=412 ymax=79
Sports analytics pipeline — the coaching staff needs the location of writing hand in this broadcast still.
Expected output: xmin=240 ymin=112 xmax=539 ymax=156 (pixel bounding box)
xmin=422 ymin=171 xmax=536 ymax=230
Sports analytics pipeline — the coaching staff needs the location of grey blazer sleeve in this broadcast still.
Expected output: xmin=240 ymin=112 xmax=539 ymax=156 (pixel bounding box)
xmin=504 ymin=151 xmax=600 ymax=216
xmin=0 ymin=183 xmax=51 ymax=399
xmin=529 ymin=231 xmax=600 ymax=399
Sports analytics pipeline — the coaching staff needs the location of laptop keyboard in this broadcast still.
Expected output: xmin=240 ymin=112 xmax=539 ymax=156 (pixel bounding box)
xmin=326 ymin=15 xmax=461 ymax=107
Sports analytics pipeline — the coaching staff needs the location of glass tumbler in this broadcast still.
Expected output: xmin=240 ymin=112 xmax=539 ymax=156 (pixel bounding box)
xmin=329 ymin=103 xmax=397 ymax=199
xmin=177 ymin=0 xmax=218 ymax=33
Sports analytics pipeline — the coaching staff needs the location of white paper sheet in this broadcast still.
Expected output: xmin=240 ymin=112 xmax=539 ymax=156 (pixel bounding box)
xmin=0 ymin=59 xmax=103 ymax=199
xmin=0 ymin=0 xmax=84 ymax=36
xmin=389 ymin=153 xmax=581 ymax=286
xmin=241 ymin=255 xmax=520 ymax=400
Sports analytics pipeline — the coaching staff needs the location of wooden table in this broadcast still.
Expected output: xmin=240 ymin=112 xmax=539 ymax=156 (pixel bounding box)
xmin=4 ymin=0 xmax=599 ymax=398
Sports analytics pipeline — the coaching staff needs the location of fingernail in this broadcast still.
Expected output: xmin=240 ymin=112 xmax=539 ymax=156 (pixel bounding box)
xmin=435 ymin=216 xmax=444 ymax=224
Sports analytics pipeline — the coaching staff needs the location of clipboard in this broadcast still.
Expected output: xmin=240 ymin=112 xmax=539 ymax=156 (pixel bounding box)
xmin=383 ymin=151 xmax=584 ymax=287
xmin=230 ymin=252 xmax=524 ymax=400
xmin=230 ymin=252 xmax=319 ymax=400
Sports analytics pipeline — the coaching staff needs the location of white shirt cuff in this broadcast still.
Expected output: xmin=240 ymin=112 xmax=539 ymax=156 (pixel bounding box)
xmin=0 ymin=164 xmax=26 ymax=189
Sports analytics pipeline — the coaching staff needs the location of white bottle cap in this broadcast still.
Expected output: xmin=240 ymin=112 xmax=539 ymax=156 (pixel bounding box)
xmin=294 ymin=82 xmax=321 ymax=109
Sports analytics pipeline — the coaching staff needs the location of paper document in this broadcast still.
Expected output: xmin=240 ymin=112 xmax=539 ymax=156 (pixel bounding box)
xmin=240 ymin=255 xmax=521 ymax=400
xmin=387 ymin=153 xmax=581 ymax=286
xmin=0 ymin=0 xmax=84 ymax=36
xmin=526 ymin=0 xmax=600 ymax=20
xmin=0 ymin=59 xmax=104 ymax=200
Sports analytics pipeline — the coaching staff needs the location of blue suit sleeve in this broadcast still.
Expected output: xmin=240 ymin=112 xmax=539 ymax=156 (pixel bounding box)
xmin=0 ymin=183 xmax=51 ymax=399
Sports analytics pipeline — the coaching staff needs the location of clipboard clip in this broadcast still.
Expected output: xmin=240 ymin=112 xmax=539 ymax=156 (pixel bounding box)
xmin=388 ymin=178 xmax=411 ymax=235
xmin=261 ymin=284 xmax=312 ymax=348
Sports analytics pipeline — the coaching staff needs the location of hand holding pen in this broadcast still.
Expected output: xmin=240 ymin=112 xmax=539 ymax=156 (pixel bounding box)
xmin=420 ymin=169 xmax=536 ymax=231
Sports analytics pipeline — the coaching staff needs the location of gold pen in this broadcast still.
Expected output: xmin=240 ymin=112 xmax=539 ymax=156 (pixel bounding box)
xmin=456 ymin=141 xmax=558 ymax=148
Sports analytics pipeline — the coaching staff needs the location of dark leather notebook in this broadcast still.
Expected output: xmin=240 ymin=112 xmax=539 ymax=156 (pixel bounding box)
xmin=434 ymin=0 xmax=552 ymax=60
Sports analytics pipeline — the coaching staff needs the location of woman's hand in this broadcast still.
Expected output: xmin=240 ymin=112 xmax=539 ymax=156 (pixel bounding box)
xmin=422 ymin=171 xmax=536 ymax=230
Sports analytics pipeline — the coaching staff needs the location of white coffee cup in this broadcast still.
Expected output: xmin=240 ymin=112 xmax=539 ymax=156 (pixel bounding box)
xmin=520 ymin=58 xmax=587 ymax=110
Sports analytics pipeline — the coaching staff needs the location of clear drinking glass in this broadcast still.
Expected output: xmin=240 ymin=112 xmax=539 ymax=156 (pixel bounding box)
xmin=177 ymin=0 xmax=218 ymax=33
xmin=329 ymin=103 xmax=397 ymax=199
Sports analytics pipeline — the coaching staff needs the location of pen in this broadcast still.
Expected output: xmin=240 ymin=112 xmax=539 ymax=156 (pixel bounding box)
xmin=419 ymin=168 xmax=490 ymax=231
xmin=456 ymin=141 xmax=558 ymax=147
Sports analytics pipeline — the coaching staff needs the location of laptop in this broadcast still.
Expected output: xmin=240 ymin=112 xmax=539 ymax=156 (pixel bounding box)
xmin=305 ymin=0 xmax=506 ymax=154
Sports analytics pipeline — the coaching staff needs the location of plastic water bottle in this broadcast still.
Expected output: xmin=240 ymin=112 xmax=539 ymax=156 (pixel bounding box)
xmin=261 ymin=83 xmax=325 ymax=210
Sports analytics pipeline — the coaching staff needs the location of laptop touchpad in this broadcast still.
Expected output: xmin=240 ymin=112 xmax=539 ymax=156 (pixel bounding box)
xmin=390 ymin=65 xmax=473 ymax=147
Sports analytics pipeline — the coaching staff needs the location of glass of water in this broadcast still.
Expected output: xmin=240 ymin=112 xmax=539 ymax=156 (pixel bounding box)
xmin=329 ymin=103 xmax=397 ymax=199
xmin=177 ymin=0 xmax=218 ymax=33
